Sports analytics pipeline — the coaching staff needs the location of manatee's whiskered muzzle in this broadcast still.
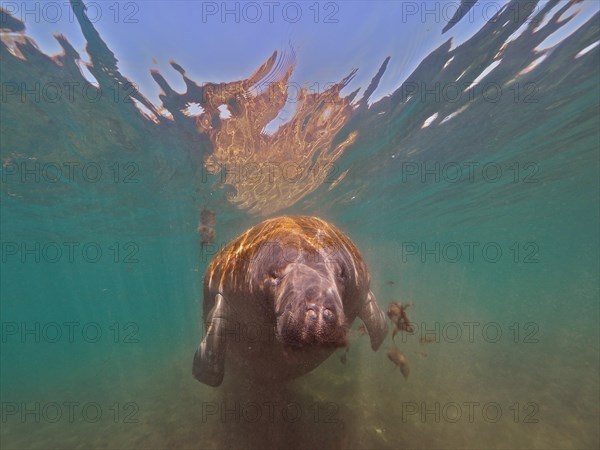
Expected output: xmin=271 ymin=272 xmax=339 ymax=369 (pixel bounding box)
xmin=304 ymin=289 xmax=341 ymax=324
xmin=275 ymin=280 xmax=347 ymax=348
xmin=305 ymin=303 xmax=336 ymax=324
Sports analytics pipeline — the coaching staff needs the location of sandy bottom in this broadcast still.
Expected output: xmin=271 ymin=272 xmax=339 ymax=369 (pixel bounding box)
xmin=3 ymin=333 xmax=599 ymax=450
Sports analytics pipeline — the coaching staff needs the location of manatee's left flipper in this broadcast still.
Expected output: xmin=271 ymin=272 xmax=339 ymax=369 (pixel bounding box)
xmin=358 ymin=290 xmax=388 ymax=351
xmin=192 ymin=293 xmax=229 ymax=387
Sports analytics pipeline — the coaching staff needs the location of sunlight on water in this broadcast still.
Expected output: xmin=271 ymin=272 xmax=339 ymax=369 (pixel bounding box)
xmin=193 ymin=50 xmax=358 ymax=215
xmin=1 ymin=0 xmax=599 ymax=449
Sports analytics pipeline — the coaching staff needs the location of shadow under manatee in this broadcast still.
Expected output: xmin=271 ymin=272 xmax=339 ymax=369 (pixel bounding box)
xmin=210 ymin=366 xmax=356 ymax=450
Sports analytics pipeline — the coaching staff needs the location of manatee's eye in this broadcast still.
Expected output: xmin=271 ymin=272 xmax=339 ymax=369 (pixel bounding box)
xmin=267 ymin=268 xmax=281 ymax=285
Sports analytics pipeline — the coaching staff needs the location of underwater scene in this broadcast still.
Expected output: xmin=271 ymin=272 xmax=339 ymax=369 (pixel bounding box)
xmin=1 ymin=0 xmax=599 ymax=449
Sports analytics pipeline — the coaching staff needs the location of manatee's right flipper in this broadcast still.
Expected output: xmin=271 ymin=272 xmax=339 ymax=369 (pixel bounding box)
xmin=358 ymin=290 xmax=388 ymax=351
xmin=192 ymin=293 xmax=229 ymax=387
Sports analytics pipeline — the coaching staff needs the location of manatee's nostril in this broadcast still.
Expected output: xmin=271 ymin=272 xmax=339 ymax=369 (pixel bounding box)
xmin=306 ymin=304 xmax=318 ymax=321
xmin=322 ymin=308 xmax=335 ymax=323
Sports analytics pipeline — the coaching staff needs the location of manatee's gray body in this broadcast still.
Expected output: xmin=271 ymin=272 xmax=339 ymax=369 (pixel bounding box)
xmin=192 ymin=216 xmax=388 ymax=386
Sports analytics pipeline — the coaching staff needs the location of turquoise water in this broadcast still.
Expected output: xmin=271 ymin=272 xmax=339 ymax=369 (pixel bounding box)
xmin=1 ymin=1 xmax=599 ymax=449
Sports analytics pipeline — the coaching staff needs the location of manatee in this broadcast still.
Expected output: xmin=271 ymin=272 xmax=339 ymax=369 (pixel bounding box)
xmin=192 ymin=215 xmax=388 ymax=386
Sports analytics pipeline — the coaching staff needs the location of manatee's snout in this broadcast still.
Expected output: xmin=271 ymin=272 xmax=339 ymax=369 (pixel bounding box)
xmin=304 ymin=287 xmax=340 ymax=326
xmin=275 ymin=264 xmax=347 ymax=348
